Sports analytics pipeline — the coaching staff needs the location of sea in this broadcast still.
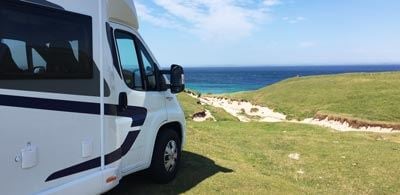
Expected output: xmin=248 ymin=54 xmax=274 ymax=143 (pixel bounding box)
xmin=184 ymin=65 xmax=400 ymax=94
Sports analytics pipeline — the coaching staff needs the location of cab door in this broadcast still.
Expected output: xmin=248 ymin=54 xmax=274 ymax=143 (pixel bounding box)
xmin=110 ymin=23 xmax=168 ymax=172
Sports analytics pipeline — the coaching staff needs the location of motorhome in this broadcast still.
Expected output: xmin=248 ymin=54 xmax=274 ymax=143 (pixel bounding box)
xmin=0 ymin=0 xmax=186 ymax=194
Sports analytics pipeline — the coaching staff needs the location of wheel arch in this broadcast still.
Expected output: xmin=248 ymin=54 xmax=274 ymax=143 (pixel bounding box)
xmin=145 ymin=121 xmax=185 ymax=168
xmin=146 ymin=121 xmax=184 ymax=183
xmin=158 ymin=121 xmax=184 ymax=144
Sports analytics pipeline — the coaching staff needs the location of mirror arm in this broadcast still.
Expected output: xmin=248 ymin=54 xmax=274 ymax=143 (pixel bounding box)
xmin=160 ymin=70 xmax=171 ymax=75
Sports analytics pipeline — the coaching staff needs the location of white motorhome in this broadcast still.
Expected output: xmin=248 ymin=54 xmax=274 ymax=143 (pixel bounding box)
xmin=0 ymin=0 xmax=186 ymax=194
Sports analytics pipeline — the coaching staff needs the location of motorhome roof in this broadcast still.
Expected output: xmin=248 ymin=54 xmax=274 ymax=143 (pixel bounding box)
xmin=20 ymin=0 xmax=140 ymax=30
xmin=108 ymin=0 xmax=139 ymax=30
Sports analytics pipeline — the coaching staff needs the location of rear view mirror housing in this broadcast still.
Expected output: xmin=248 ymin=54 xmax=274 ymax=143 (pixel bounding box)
xmin=170 ymin=64 xmax=185 ymax=94
xmin=161 ymin=64 xmax=185 ymax=94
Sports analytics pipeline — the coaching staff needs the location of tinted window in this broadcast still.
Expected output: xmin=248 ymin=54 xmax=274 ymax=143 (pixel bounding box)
xmin=115 ymin=31 xmax=144 ymax=90
xmin=0 ymin=1 xmax=92 ymax=79
xmin=140 ymin=49 xmax=158 ymax=91
xmin=1 ymin=39 xmax=28 ymax=71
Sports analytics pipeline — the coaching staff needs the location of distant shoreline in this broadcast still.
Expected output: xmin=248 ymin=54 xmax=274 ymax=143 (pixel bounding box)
xmin=185 ymin=66 xmax=400 ymax=94
xmin=183 ymin=64 xmax=400 ymax=69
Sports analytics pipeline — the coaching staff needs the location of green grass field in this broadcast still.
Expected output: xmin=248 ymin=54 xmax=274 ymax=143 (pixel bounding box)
xmin=226 ymin=72 xmax=400 ymax=123
xmin=110 ymin=121 xmax=400 ymax=194
xmin=109 ymin=88 xmax=400 ymax=194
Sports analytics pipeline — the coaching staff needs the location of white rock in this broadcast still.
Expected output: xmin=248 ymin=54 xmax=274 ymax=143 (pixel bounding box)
xmin=297 ymin=169 xmax=305 ymax=174
xmin=288 ymin=153 xmax=300 ymax=160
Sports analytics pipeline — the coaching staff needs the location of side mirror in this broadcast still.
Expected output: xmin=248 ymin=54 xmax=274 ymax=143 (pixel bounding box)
xmin=118 ymin=92 xmax=128 ymax=111
xmin=170 ymin=64 xmax=185 ymax=94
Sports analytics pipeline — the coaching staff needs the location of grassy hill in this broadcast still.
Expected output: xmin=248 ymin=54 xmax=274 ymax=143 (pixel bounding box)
xmin=227 ymin=72 xmax=400 ymax=123
xmin=109 ymin=91 xmax=400 ymax=194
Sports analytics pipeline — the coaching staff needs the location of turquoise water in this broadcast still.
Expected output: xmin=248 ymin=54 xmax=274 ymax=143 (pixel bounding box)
xmin=185 ymin=65 xmax=400 ymax=94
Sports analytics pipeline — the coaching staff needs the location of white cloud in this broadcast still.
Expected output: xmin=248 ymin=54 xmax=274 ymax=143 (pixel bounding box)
xmin=263 ymin=0 xmax=281 ymax=6
xmin=136 ymin=0 xmax=281 ymax=41
xmin=135 ymin=2 xmax=186 ymax=30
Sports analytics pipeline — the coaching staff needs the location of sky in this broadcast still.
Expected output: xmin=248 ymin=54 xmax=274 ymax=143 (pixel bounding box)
xmin=135 ymin=0 xmax=400 ymax=67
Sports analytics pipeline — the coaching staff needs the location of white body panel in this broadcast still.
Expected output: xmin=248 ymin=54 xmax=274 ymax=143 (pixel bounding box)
xmin=0 ymin=0 xmax=185 ymax=194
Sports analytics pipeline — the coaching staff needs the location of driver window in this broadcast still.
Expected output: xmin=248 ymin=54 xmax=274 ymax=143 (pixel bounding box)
xmin=140 ymin=49 xmax=157 ymax=91
xmin=115 ymin=31 xmax=144 ymax=90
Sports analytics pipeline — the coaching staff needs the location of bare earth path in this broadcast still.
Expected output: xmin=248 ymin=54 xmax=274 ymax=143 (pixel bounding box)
xmin=188 ymin=93 xmax=400 ymax=133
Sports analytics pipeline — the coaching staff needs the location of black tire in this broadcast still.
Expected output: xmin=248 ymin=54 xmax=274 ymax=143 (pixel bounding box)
xmin=149 ymin=129 xmax=181 ymax=184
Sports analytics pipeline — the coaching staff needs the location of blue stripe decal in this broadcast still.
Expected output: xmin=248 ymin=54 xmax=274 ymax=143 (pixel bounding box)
xmin=104 ymin=130 xmax=141 ymax=165
xmin=0 ymin=94 xmax=147 ymax=127
xmin=46 ymin=131 xmax=141 ymax=182
xmin=105 ymin=104 xmax=147 ymax=127
xmin=0 ymin=94 xmax=147 ymax=181
xmin=0 ymin=94 xmax=100 ymax=115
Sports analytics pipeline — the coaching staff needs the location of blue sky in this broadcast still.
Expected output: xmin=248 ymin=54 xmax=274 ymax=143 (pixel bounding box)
xmin=135 ymin=0 xmax=400 ymax=67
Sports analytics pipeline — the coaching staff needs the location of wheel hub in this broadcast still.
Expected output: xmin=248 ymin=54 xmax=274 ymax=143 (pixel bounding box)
xmin=164 ymin=140 xmax=178 ymax=172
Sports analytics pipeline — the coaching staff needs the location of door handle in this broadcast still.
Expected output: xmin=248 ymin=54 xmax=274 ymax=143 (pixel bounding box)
xmin=166 ymin=96 xmax=174 ymax=101
xmin=118 ymin=92 xmax=128 ymax=111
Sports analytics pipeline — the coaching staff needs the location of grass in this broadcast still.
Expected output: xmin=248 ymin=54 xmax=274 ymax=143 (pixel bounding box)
xmin=175 ymin=93 xmax=204 ymax=120
xmin=226 ymin=72 xmax=400 ymax=123
xmin=109 ymin=121 xmax=400 ymax=194
xmin=109 ymin=89 xmax=400 ymax=194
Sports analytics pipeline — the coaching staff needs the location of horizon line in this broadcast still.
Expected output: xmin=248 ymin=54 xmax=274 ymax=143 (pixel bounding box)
xmin=178 ymin=63 xmax=400 ymax=68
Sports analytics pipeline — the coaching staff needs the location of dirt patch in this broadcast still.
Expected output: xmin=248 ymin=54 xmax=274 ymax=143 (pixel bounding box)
xmin=315 ymin=113 xmax=400 ymax=131
xmin=185 ymin=92 xmax=400 ymax=133
xmin=198 ymin=96 xmax=286 ymax=122
xmin=250 ymin=107 xmax=259 ymax=113
xmin=193 ymin=111 xmax=207 ymax=119
xmin=192 ymin=110 xmax=216 ymax=122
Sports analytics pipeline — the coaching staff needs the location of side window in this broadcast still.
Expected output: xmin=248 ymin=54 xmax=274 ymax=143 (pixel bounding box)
xmin=115 ymin=31 xmax=144 ymax=91
xmin=0 ymin=0 xmax=93 ymax=79
xmin=1 ymin=39 xmax=28 ymax=71
xmin=32 ymin=48 xmax=47 ymax=73
xmin=140 ymin=47 xmax=158 ymax=91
